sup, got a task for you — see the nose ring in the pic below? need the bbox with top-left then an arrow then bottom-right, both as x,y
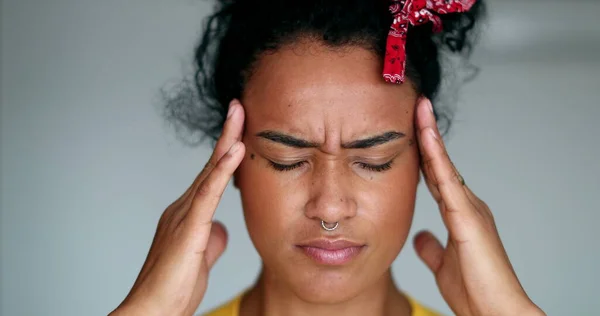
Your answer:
321,220 -> 339,231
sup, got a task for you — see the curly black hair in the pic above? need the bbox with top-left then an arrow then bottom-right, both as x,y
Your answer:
163,0 -> 486,146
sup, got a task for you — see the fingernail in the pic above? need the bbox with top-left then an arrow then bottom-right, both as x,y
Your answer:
227,101 -> 238,119
428,128 -> 438,140
427,99 -> 434,113
228,142 -> 241,154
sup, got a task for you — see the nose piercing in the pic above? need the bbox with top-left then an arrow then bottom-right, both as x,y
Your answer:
321,220 -> 339,231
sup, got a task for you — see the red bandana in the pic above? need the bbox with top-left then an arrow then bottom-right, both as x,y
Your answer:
383,0 -> 476,84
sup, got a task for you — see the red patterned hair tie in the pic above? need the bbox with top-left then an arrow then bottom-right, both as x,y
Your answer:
383,0 -> 476,84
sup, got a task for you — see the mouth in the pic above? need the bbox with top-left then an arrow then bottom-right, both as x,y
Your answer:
296,239 -> 366,265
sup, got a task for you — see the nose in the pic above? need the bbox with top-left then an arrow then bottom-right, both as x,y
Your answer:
303,163 -> 358,224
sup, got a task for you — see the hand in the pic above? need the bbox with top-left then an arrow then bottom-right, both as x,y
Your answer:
412,98 -> 545,316
110,100 -> 246,316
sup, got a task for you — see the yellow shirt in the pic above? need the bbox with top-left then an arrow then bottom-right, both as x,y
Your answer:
203,293 -> 442,316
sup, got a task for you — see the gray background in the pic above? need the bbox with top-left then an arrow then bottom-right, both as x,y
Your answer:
2,0 -> 599,315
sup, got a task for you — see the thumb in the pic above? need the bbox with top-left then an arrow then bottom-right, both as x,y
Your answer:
413,230 -> 444,274
205,221 -> 228,269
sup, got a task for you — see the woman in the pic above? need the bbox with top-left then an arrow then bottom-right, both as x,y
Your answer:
111,0 -> 546,315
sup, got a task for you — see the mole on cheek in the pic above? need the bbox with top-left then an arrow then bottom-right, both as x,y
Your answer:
250,153 -> 256,160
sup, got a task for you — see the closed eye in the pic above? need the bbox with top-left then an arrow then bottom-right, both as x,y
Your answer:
268,161 -> 306,171
268,160 -> 394,172
355,161 -> 393,172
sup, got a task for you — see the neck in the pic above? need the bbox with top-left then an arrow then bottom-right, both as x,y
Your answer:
240,267 -> 412,316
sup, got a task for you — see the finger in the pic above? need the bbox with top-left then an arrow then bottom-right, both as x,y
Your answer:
414,98 -> 441,202
415,99 -> 495,223
187,141 -> 246,240
421,126 -> 472,213
416,98 -> 456,181
414,99 -> 494,227
206,99 -> 246,171
204,221 -> 228,269
416,98 -> 471,212
415,98 -> 447,151
180,99 -> 246,203
166,100 -> 246,225
419,154 -> 443,203
413,231 -> 444,273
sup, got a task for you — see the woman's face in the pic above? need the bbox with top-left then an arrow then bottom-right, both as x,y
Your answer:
236,40 -> 421,303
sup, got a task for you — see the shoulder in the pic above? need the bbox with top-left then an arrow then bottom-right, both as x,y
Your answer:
202,294 -> 242,316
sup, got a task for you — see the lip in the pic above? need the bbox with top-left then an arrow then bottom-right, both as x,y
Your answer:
297,239 -> 366,265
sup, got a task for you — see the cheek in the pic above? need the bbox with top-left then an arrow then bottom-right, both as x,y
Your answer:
363,146 -> 420,247
236,152 -> 304,250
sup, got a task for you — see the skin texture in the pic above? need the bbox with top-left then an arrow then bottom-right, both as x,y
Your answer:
234,42 -> 419,315
110,40 -> 546,316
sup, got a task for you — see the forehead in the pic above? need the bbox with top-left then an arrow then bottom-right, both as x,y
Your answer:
241,41 -> 418,140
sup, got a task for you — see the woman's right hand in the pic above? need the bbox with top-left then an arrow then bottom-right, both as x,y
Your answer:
110,100 -> 246,316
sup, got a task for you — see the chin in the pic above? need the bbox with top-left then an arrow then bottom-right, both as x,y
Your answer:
282,262 -> 372,304
292,277 -> 364,304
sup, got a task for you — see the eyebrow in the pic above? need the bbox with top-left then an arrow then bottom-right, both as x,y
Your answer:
256,130 -> 406,149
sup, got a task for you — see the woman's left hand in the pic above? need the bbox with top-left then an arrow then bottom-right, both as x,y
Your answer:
413,98 -> 545,316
